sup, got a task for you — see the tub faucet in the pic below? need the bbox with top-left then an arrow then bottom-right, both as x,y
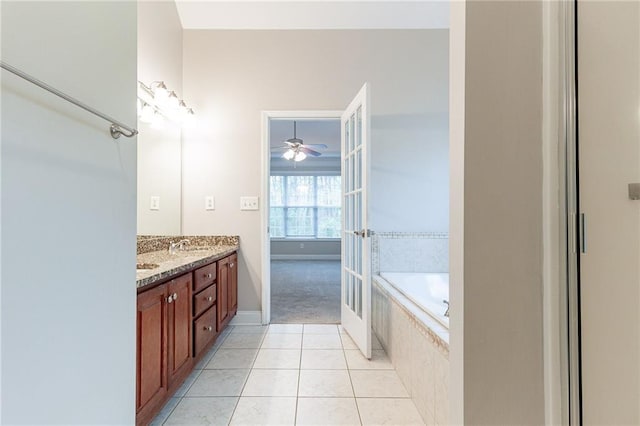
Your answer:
443,300 -> 450,318
169,239 -> 190,254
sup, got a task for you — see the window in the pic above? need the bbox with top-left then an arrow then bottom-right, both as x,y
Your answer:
270,175 -> 341,238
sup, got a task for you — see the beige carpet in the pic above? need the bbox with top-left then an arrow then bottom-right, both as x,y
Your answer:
270,260 -> 341,324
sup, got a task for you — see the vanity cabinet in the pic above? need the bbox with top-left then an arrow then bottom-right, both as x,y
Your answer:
167,275 -> 192,384
137,275 -> 192,424
229,253 -> 238,316
192,263 -> 218,358
217,253 -> 238,330
136,251 -> 238,426
136,285 -> 168,422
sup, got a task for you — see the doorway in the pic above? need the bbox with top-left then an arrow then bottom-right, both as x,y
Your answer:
260,111 -> 343,325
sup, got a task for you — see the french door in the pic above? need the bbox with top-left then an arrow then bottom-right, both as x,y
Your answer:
340,83 -> 371,359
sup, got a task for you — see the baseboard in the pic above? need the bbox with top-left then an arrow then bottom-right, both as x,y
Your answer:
271,254 -> 341,260
229,310 -> 262,325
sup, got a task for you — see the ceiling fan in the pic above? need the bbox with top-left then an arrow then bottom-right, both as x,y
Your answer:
275,121 -> 327,162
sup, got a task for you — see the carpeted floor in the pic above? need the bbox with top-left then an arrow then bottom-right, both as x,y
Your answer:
270,260 -> 341,324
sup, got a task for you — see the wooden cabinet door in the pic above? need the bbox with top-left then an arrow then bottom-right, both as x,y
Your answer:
217,256 -> 229,328
167,274 -> 192,384
229,253 -> 238,315
137,284 -> 168,413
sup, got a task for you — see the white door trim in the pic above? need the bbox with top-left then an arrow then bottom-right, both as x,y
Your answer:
260,110 -> 343,325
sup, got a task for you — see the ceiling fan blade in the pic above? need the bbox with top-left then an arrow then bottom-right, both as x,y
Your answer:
300,146 -> 322,157
300,143 -> 328,150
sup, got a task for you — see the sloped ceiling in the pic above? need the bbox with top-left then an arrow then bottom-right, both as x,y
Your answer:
174,1 -> 449,30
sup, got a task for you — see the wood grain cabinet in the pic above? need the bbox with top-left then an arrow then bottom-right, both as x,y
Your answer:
136,285 -> 168,422
136,251 -> 238,426
217,253 -> 238,330
192,263 -> 218,358
217,256 -> 230,328
229,253 -> 238,316
167,274 -> 192,384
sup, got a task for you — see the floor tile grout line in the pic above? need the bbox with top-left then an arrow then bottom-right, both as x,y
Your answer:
343,342 -> 365,426
226,329 -> 267,424
160,334 -> 227,424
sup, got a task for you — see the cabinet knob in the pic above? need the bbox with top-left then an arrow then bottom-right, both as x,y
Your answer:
167,295 -> 173,304
207,296 -> 213,302
205,273 -> 212,279
203,326 -> 213,332
230,263 -> 234,268
173,293 -> 178,300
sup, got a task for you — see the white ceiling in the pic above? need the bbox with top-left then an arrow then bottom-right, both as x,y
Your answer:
174,1 -> 449,30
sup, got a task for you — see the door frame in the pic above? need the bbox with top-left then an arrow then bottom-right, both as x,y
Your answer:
551,1 -> 579,424
260,110 -> 343,325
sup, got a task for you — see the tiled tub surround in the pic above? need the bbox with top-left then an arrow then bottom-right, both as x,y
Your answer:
372,232 -> 448,274
373,277 -> 449,425
371,232 -> 449,425
136,235 -> 239,289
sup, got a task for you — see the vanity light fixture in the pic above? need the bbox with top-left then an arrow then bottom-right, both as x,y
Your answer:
150,81 -> 168,101
166,90 -> 180,109
137,80 -> 195,127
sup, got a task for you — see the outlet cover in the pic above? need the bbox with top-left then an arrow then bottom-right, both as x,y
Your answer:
205,196 -> 215,210
240,196 -> 259,211
150,196 -> 160,211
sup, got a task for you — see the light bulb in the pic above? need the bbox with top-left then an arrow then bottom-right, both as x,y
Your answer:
294,151 -> 307,162
150,113 -> 165,129
182,108 -> 195,127
283,150 -> 295,160
139,104 -> 155,124
152,81 -> 168,101
178,101 -> 189,120
166,91 -> 180,109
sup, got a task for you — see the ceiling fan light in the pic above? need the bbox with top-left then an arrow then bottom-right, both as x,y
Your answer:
294,151 -> 307,162
283,150 -> 295,160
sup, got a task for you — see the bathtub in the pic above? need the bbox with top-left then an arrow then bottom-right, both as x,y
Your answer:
372,272 -> 450,424
379,272 -> 450,329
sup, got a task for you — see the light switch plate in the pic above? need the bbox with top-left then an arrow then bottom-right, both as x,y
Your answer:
205,196 -> 215,210
150,196 -> 160,211
240,196 -> 259,211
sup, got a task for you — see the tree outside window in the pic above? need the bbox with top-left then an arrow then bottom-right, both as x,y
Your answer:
270,175 -> 341,238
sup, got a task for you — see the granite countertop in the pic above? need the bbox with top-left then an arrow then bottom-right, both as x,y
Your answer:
136,244 -> 238,289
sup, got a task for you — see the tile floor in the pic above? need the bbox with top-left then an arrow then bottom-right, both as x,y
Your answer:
151,324 -> 425,425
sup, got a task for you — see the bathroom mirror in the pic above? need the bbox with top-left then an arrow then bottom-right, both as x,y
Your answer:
137,2 -> 184,236
136,119 -> 182,236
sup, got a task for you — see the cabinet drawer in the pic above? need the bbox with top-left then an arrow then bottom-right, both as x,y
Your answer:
193,306 -> 217,357
193,284 -> 216,318
193,263 -> 216,293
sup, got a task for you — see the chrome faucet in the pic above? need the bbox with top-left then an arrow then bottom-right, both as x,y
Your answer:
443,300 -> 450,318
169,239 -> 190,254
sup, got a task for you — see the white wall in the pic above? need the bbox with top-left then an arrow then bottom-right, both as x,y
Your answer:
1,2 -> 137,424
462,1 -> 545,424
182,30 -> 449,311
137,1 -> 183,235
271,239 -> 341,259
